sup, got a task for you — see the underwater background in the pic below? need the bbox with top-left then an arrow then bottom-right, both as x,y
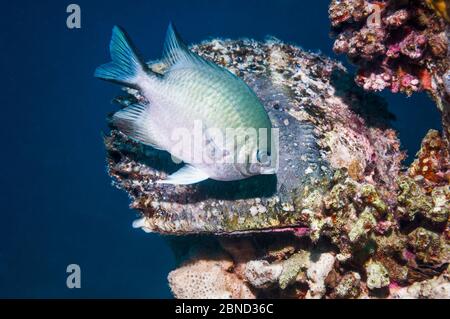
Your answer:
1,0 -> 442,298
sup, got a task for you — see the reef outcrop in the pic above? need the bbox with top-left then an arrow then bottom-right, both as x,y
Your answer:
104,37 -> 449,298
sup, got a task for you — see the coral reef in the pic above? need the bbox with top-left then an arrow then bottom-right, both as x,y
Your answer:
103,39 -> 449,298
329,0 -> 450,136
391,273 -> 450,298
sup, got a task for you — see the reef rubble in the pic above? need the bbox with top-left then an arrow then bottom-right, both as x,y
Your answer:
104,36 -> 449,298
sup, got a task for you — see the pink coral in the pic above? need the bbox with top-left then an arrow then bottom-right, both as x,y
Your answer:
384,8 -> 410,27
329,0 -> 449,101
399,29 -> 427,59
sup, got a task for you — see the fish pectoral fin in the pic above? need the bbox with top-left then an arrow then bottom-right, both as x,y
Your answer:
156,165 -> 209,185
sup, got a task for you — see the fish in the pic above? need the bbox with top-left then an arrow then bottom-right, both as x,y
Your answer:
95,24 -> 277,185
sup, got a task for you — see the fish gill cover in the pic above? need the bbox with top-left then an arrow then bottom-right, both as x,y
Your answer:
98,3 -> 449,299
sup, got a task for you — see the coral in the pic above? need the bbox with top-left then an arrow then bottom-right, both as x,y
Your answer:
329,0 -> 450,136
407,227 -> 448,264
329,0 -> 373,27
334,272 -> 362,298
278,251 -> 310,289
168,257 -> 255,299
159,131 -> 448,299
366,261 -> 391,290
348,207 -> 377,243
244,260 -> 283,289
380,255 -> 409,284
397,176 -> 434,221
305,252 -> 336,298
428,186 -> 450,223
408,129 -> 450,188
390,273 -> 450,298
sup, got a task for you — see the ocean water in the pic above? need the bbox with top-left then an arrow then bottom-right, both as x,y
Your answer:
1,0 -> 441,298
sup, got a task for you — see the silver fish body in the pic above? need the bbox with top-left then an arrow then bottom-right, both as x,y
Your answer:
95,24 -> 277,184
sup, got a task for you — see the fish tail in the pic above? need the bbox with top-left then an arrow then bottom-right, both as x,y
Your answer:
95,26 -> 149,88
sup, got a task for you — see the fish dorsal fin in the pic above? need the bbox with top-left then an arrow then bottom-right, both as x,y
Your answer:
162,23 -> 216,70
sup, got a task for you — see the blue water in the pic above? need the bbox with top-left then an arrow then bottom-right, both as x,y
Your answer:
1,1 -> 441,298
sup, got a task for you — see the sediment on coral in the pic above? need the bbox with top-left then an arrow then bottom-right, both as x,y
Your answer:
103,38 -> 449,298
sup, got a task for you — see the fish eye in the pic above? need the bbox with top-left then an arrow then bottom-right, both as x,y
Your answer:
256,150 -> 271,165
